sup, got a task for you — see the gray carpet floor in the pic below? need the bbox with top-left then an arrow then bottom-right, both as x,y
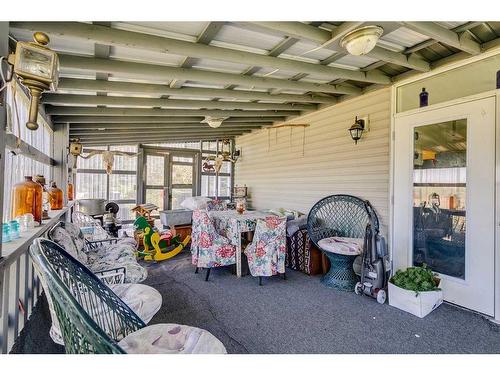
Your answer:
11,250 -> 500,353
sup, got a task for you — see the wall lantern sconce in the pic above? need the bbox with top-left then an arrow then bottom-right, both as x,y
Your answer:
348,116 -> 367,144
8,32 -> 59,130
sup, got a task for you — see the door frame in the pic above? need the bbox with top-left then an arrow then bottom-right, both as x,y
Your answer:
137,145 -> 201,211
390,89 -> 500,321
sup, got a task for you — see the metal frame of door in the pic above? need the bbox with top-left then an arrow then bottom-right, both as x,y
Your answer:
392,92 -> 497,317
137,145 -> 200,211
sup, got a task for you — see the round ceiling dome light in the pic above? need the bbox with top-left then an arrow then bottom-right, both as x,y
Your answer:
201,116 -> 228,128
340,25 -> 384,56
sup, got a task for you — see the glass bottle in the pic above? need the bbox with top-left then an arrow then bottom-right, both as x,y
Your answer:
34,175 -> 51,220
9,220 -> 20,240
11,176 -> 43,224
2,223 -> 11,243
419,87 -> 429,107
67,178 -> 74,201
49,181 -> 64,210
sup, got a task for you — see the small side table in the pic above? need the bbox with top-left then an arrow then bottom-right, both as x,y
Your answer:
317,237 -> 363,291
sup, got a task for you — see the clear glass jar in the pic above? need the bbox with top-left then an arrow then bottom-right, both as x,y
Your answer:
11,176 -> 43,224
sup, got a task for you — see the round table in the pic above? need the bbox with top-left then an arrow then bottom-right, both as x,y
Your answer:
317,237 -> 363,291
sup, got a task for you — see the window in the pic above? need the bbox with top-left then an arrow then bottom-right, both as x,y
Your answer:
75,145 -> 138,222
143,140 -> 234,200
2,84 -> 53,221
200,140 -> 233,199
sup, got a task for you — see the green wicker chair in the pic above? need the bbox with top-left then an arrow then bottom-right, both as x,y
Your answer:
307,194 -> 379,291
29,238 -> 227,354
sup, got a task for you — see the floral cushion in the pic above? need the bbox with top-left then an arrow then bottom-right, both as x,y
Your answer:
191,210 -> 236,268
49,221 -> 147,283
48,222 -> 88,264
317,237 -> 364,256
118,324 -> 227,354
245,216 -> 287,277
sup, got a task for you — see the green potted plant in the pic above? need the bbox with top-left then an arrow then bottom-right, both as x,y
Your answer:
388,265 -> 443,318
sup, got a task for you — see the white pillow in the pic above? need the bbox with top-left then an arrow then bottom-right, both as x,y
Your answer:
180,196 -> 211,210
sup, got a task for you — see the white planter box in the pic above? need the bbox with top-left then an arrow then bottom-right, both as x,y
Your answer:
388,280 -> 443,318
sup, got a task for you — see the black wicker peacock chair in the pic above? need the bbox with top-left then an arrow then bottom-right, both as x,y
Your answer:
307,194 -> 379,291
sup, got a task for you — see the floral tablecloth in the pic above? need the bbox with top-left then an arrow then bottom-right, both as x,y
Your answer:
208,210 -> 270,246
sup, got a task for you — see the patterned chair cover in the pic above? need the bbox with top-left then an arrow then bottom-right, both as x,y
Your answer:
245,216 -> 287,277
48,222 -> 147,284
29,239 -> 226,354
191,210 -> 236,268
72,211 -> 110,241
206,199 -> 226,211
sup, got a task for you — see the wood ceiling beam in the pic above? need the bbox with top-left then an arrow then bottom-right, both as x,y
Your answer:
70,129 -> 256,136
401,22 -> 481,55
53,115 -> 283,124
45,106 -> 296,117
170,22 -> 224,89
57,54 -> 363,95
42,93 -> 315,111
81,137 -> 235,146
10,21 -> 389,84
75,131 -> 249,141
69,123 -> 268,131
249,21 -> 430,72
404,22 -> 484,54
58,78 -> 337,104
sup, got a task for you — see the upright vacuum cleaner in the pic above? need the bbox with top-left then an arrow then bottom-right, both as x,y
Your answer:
354,205 -> 390,304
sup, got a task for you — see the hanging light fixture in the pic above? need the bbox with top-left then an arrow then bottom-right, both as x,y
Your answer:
348,116 -> 366,144
340,26 -> 384,56
8,32 -> 59,130
201,116 -> 228,128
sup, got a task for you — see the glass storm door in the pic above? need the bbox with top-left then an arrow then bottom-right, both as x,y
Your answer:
394,97 -> 495,315
168,152 -> 196,210
144,152 -> 168,211
143,149 -> 198,211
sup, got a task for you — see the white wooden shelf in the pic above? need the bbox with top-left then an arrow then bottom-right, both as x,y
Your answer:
1,201 -> 75,265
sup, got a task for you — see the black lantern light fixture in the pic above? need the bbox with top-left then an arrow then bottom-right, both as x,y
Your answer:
348,116 -> 366,144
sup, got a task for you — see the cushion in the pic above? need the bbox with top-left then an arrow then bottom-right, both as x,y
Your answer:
318,237 -> 364,256
49,283 -> 162,346
118,324 -> 227,354
181,196 -> 211,210
90,258 -> 148,284
109,284 -> 162,325
48,225 -> 88,264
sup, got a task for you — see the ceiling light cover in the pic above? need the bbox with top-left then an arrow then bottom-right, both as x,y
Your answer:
340,26 -> 384,56
202,116 -> 228,128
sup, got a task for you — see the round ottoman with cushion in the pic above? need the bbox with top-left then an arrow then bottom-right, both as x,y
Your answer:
317,237 -> 363,291
119,324 -> 227,354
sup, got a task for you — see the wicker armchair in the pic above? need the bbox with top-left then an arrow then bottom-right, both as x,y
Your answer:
48,221 -> 147,284
307,194 -> 379,290
30,239 -> 226,354
72,211 -> 111,241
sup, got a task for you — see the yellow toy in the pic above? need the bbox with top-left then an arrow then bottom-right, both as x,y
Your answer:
134,216 -> 190,262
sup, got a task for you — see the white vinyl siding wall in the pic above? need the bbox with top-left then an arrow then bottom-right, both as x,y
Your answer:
235,88 -> 391,236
